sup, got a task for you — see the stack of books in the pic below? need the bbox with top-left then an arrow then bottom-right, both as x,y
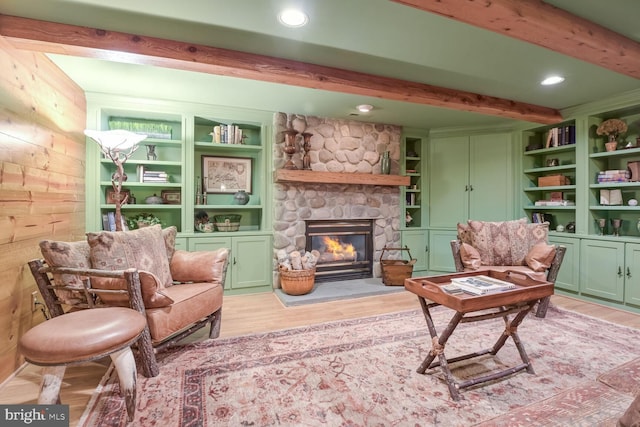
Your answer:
597,170 -> 628,183
448,275 -> 516,295
143,170 -> 169,183
211,125 -> 244,144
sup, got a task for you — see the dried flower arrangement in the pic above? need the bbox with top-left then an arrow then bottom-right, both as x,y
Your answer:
597,119 -> 628,141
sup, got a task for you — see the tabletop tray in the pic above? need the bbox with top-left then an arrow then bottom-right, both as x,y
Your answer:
404,269 -> 553,313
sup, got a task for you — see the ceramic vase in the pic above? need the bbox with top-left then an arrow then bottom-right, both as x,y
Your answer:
233,190 -> 250,205
381,151 -> 391,174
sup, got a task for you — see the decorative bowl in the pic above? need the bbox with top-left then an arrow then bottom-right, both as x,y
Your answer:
213,214 -> 241,232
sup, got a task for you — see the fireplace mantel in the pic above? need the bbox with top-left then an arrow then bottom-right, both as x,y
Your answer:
275,169 -> 410,187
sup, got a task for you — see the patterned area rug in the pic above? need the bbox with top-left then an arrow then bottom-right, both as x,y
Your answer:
79,306 -> 640,426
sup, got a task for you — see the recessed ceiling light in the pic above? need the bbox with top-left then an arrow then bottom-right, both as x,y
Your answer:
278,9 -> 308,27
541,75 -> 565,86
357,104 -> 373,113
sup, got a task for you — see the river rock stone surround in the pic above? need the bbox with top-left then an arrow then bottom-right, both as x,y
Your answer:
272,113 -> 404,287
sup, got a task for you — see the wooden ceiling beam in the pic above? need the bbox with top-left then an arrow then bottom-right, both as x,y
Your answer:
0,14 -> 562,124
392,0 -> 640,80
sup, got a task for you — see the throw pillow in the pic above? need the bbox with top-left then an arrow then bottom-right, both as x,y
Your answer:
39,240 -> 91,305
525,243 -> 557,272
87,224 -> 173,287
459,243 -> 481,270
466,218 -> 528,265
170,248 -> 229,285
162,226 -> 177,264
92,271 -> 174,308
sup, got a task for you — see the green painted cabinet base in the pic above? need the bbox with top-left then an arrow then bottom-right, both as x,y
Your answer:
427,230 -> 457,273
548,235 -> 579,292
187,234 -> 272,294
401,229 -> 428,273
579,239 -> 625,302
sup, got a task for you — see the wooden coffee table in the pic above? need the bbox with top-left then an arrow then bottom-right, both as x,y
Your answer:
404,269 -> 553,401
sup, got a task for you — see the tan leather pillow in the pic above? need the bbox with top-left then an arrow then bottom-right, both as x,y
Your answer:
92,271 -> 174,308
525,243 -> 557,272
170,248 -> 229,285
460,243 -> 482,270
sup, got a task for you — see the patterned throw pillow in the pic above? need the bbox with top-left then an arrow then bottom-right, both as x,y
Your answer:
87,224 -> 173,288
39,240 -> 91,304
162,226 -> 178,264
466,218 -> 547,266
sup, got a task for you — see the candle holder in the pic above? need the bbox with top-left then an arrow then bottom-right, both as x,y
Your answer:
301,132 -> 313,170
611,218 -> 623,236
282,129 -> 299,170
597,218 -> 607,235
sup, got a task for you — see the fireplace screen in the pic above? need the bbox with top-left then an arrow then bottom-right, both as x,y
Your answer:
305,219 -> 373,282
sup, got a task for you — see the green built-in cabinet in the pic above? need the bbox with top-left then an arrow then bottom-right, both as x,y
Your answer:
517,93 -> 640,313
85,93 -> 273,294
429,133 -> 513,228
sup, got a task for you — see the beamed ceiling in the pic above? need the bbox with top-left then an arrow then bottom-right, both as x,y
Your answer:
1,0 -> 639,129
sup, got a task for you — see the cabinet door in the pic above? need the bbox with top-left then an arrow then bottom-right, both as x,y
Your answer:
548,236 -> 579,292
429,136 -> 470,227
469,133 -> 512,221
231,235 -> 272,290
580,239 -> 625,302
624,243 -> 640,306
401,229 -> 428,273
428,230 -> 457,273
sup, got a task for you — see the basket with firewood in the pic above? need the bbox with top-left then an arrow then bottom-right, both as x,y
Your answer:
277,249 -> 319,295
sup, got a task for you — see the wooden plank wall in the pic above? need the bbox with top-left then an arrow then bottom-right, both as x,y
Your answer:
0,36 -> 86,382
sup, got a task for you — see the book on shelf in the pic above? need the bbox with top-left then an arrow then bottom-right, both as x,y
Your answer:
104,212 -> 129,231
450,275 -> 516,295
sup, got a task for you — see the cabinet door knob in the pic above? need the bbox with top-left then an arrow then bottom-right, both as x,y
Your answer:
469,185 -> 474,191
464,185 -> 469,191
618,266 -> 623,277
627,267 -> 632,278
233,257 -> 237,265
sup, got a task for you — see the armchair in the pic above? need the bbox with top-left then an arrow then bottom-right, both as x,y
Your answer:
28,225 -> 229,377
451,219 -> 566,318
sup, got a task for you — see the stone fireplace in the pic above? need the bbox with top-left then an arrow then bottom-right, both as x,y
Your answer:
272,113 -> 403,287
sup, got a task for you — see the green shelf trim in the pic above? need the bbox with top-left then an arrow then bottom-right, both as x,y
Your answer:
590,182 -> 640,189
405,156 -> 421,160
590,147 -> 640,158
101,204 -> 182,210
524,185 -> 576,191
589,205 -> 640,211
195,204 -> 263,209
523,206 -> 576,210
523,145 -> 576,156
405,189 -> 421,193
100,182 -> 182,187
194,142 -> 262,150
524,164 -> 576,174
101,159 -> 183,167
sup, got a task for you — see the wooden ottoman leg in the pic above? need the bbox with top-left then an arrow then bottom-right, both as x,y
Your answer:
38,365 -> 66,404
110,347 -> 137,422
535,296 -> 551,318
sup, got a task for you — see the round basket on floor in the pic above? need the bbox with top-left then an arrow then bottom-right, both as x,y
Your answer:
279,266 -> 316,296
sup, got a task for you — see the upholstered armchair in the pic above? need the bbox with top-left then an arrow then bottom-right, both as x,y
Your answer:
450,218 -> 566,318
28,225 -> 229,377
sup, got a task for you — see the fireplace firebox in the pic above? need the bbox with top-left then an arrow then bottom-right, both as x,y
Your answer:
305,219 -> 373,282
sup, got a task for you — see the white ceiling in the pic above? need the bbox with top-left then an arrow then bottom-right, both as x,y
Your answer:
2,0 -> 639,129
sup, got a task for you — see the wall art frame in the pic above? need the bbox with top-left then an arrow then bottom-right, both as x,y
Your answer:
202,155 -> 252,194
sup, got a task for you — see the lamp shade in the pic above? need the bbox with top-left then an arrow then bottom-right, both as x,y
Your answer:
84,129 -> 147,151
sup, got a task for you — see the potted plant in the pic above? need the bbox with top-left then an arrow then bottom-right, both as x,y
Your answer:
597,119 -> 627,151
127,212 -> 162,230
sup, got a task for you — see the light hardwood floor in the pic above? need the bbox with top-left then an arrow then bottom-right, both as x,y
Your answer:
1,292 -> 639,426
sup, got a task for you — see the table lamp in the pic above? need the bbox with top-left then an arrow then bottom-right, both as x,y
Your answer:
84,129 -> 147,231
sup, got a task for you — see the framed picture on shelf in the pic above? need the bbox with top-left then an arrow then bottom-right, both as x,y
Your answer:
106,189 -> 131,204
161,190 -> 181,204
202,155 -> 252,194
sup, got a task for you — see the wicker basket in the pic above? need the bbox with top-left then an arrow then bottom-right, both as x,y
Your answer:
279,266 -> 316,295
213,214 -> 241,232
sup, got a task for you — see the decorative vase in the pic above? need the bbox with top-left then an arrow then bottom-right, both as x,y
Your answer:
381,151 -> 391,174
282,129 -> 299,170
301,132 -> 313,170
605,141 -> 618,152
233,190 -> 250,205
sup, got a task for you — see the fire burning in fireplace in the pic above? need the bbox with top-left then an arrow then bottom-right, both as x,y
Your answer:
305,219 -> 373,282
319,236 -> 357,262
